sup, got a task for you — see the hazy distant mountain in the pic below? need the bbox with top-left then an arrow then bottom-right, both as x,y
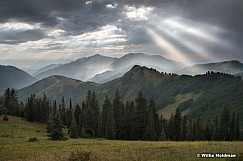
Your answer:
35,54 -> 117,81
178,60 -> 243,75
33,64 -> 63,76
18,75 -> 99,103
35,53 -> 185,83
0,65 -> 37,94
90,53 -> 185,83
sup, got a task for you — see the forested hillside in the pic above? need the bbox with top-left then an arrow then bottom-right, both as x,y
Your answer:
0,88 -> 241,141
16,65 -> 243,134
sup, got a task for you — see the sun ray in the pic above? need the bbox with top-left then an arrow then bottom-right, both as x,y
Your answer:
163,17 -> 232,48
151,22 -> 214,61
146,28 -> 190,62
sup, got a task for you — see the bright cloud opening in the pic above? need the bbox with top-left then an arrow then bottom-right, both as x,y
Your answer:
85,1 -> 92,5
124,6 -> 154,21
0,22 -> 41,31
106,3 -> 118,9
71,25 -> 127,46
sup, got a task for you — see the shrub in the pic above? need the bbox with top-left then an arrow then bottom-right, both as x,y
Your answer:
28,137 -> 39,142
3,115 -> 9,121
68,151 -> 92,161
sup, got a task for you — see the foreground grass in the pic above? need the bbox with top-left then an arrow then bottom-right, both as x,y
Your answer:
0,116 -> 242,161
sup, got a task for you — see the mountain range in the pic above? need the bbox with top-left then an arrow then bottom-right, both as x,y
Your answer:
1,53 -> 243,96
18,65 -> 243,123
34,53 -> 185,83
178,60 -> 243,75
0,65 -> 37,94
1,56 -> 243,129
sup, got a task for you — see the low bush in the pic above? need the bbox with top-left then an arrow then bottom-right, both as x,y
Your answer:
68,151 -> 92,161
28,137 -> 39,142
3,115 -> 9,121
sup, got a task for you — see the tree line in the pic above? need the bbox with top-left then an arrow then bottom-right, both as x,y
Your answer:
0,88 -> 241,141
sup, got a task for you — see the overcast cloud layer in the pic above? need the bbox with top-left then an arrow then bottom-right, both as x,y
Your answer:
0,0 -> 243,71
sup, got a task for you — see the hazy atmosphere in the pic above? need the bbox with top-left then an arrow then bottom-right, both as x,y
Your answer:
0,0 -> 243,72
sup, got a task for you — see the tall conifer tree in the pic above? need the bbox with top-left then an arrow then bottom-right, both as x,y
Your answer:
113,89 -> 123,140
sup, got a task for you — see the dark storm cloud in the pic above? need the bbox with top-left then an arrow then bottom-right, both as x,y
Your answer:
0,0 -> 86,26
0,0 -> 242,61
58,2 -> 122,35
0,0 -> 119,28
0,29 -> 45,44
0,0 -> 122,43
1,0 -> 242,34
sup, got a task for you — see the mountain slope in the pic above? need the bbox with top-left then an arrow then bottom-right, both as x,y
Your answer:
95,65 -> 243,125
18,75 -> 99,103
35,54 -> 117,81
178,60 -> 243,75
33,64 -> 63,76
90,53 -> 185,83
0,65 -> 37,94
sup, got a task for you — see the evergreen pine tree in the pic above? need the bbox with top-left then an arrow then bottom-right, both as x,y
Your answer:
4,88 -> 19,116
195,117 -> 204,141
49,112 -> 65,140
10,89 -> 19,116
187,119 -> 193,141
220,104 -> 231,141
4,88 -> 11,115
212,117 -> 220,141
230,113 -> 236,141
70,114 -> 79,139
122,101 -> 133,140
85,90 -> 94,136
204,119 -> 212,141
41,93 -> 49,122
105,105 -> 114,139
74,104 -> 81,133
66,98 -> 73,129
167,114 -> 174,140
25,95 -> 36,122
60,97 -> 67,126
113,89 -> 123,140
146,97 -> 157,141
130,91 -> 147,140
100,96 -> 111,138
47,102 -> 56,133
236,115 -> 240,141
79,101 -> 86,137
36,98 -> 42,122
182,116 -> 187,141
158,114 -> 167,141
173,108 -> 182,141
91,90 -> 100,137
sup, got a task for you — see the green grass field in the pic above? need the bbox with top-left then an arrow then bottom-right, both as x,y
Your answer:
0,116 -> 242,161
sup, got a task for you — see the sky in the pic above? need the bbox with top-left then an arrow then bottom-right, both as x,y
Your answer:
0,0 -> 243,73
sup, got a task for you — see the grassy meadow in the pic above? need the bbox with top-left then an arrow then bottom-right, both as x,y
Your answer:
0,116 -> 242,161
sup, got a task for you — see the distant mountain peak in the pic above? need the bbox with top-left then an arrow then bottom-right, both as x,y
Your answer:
178,59 -> 243,75
220,60 -> 242,64
0,65 -> 37,94
124,65 -> 164,81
